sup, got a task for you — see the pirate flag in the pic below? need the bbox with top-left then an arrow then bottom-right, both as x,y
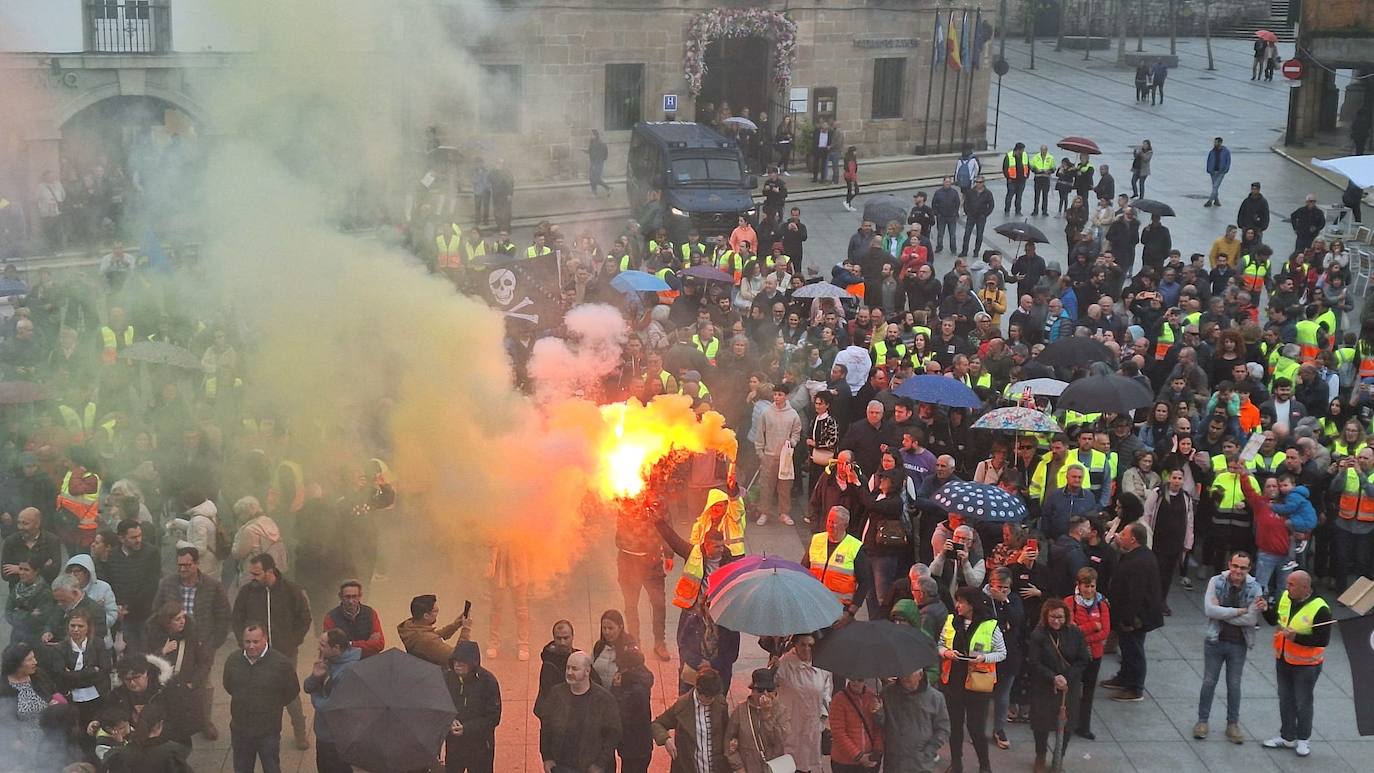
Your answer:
1339,611 -> 1374,735
468,253 -> 563,331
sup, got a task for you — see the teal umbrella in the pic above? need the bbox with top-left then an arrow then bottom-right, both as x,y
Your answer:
708,566 -> 842,636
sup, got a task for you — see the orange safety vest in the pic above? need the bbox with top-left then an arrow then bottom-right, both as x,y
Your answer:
1336,467 -> 1374,522
56,469 -> 101,540
1359,345 -> 1374,379
1272,592 -> 1329,666
808,533 -> 862,606
436,225 -> 463,269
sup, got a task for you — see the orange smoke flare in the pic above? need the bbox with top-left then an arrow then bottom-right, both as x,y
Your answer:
594,395 -> 737,500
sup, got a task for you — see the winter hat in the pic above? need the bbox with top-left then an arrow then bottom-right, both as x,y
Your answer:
749,668 -> 777,692
451,639 -> 481,666
1045,261 -> 1063,274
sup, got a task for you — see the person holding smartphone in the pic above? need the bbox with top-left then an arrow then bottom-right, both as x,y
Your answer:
937,587 -> 1006,773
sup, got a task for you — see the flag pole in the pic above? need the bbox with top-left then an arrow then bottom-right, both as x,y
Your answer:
935,10 -> 952,153
922,8 -> 940,154
950,9 -> 965,155
962,9 -> 979,149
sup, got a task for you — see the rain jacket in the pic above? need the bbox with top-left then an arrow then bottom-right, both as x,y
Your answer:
65,553 -> 118,637
1271,485 -> 1318,533
303,646 -> 361,742
446,640 -> 503,757
168,499 -> 223,579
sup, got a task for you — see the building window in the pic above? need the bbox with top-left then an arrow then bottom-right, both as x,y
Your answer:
871,58 -> 905,119
481,65 -> 523,133
604,64 -> 645,131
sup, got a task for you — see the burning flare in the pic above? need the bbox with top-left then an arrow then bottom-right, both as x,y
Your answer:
594,395 -> 737,500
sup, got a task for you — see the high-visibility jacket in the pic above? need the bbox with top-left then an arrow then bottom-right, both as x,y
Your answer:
1336,467 -> 1374,522
1315,308 -> 1337,346
525,245 -> 552,259
57,469 -> 101,536
1247,451 -> 1285,477
1210,471 -> 1252,530
1318,417 -> 1342,441
692,334 -> 719,364
1295,319 -> 1321,361
1029,152 -> 1055,174
1273,592 -> 1329,666
939,616 -> 998,686
716,250 -> 743,283
617,253 -> 635,272
1184,311 -> 1202,330
648,238 -> 675,258
1358,342 -> 1374,379
679,380 -> 711,400
58,402 -> 97,441
1003,151 -> 1030,181
960,371 -> 992,390
1271,356 -> 1299,389
1154,322 -> 1176,360
436,224 -> 463,269
1239,253 -> 1268,293
1332,439 -> 1369,460
1067,448 -> 1110,497
655,267 -> 679,303
1061,411 -> 1101,430
809,533 -> 863,607
1029,454 -> 1072,503
100,325 -> 135,364
672,489 -> 747,608
680,241 -> 707,268
269,460 -> 306,514
872,340 -> 907,365
463,239 -> 486,264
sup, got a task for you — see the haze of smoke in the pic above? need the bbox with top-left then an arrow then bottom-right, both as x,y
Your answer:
528,303 -> 628,402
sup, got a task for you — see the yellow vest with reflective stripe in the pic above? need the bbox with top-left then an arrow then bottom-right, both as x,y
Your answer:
1336,467 -> 1374,522
58,403 -> 97,439
100,326 -> 134,364
1068,448 -> 1109,494
809,533 -> 862,606
1211,471 -> 1251,527
873,340 -> 907,365
525,245 -> 552,259
680,241 -> 707,267
1273,592 -> 1329,665
1272,357 -> 1299,388
692,334 -> 719,363
1029,152 -> 1055,173
1295,319 -> 1321,359
939,616 -> 998,685
436,224 -> 463,268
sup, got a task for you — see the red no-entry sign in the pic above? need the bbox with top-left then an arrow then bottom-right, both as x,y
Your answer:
1282,59 -> 1305,80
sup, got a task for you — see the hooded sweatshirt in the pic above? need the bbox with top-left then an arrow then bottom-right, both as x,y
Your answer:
65,554 -> 118,641
231,514 -> 287,586
446,639 -> 503,751
1270,485 -> 1318,533
303,646 -> 361,741
168,499 -> 223,579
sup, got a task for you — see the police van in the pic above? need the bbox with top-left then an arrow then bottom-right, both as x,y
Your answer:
627,121 -> 758,243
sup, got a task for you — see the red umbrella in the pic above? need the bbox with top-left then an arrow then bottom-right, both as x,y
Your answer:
1057,136 -> 1101,155
1256,29 -> 1278,43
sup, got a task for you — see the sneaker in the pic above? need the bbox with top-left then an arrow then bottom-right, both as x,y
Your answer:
994,729 -> 1010,749
1076,728 -> 1096,740
1006,707 -> 1020,722
783,171 -> 791,176
1296,740 -> 1311,757
653,642 -> 672,662
1226,723 -> 1244,744
1100,677 -> 1126,690
1262,736 -> 1296,749
779,514 -> 795,526
1193,721 -> 1209,739
1111,690 -> 1144,702
1181,576 -> 1194,590
1204,201 -> 1214,208
517,645 -> 530,662
756,514 -> 769,526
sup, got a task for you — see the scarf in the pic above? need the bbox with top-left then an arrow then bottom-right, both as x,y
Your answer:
1072,592 -> 1103,610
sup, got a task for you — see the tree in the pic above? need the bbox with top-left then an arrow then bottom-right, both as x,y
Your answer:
1116,0 -> 1128,64
1084,0 -> 1094,61
1203,0 -> 1215,70
1137,0 -> 1145,51
1169,0 -> 1178,55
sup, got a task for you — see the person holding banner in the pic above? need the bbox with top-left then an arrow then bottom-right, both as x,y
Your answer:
1261,571 -> 1331,758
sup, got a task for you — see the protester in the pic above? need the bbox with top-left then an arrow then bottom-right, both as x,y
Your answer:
725,668 -> 791,773
880,668 -> 950,773
223,623 -> 301,773
444,639 -> 503,773
398,594 -> 472,668
1195,550 -> 1266,744
937,586 -> 1006,773
229,554 -> 312,749
775,634 -> 831,773
150,545 -> 231,740
1261,571 -> 1331,758
303,629 -> 362,773
651,665 -> 726,773
1102,522 -> 1163,702
321,579 -> 385,658
1025,598 -> 1089,771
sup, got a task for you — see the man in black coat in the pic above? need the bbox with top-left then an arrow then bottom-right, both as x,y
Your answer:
446,639 -> 503,773
960,177 -> 996,258
224,623 -> 301,772
1289,195 -> 1326,254
102,518 -> 161,654
1103,522 -> 1163,702
231,553 -> 313,748
779,207 -> 808,263
1106,208 -> 1141,269
1236,182 -> 1270,240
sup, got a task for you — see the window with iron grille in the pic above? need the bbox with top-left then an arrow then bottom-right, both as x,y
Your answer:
481,65 -> 523,133
604,64 -> 645,131
86,0 -> 166,53
871,57 -> 906,119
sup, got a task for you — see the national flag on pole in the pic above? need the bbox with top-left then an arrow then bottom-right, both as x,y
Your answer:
946,11 -> 963,71
961,11 -> 972,69
973,13 -> 992,69
932,13 -> 945,67
1339,611 -> 1374,735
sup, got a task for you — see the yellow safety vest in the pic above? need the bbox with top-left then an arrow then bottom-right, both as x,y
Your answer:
872,340 -> 907,365
1336,467 -> 1374,523
463,239 -> 486,263
1210,471 -> 1252,529
58,403 -> 97,440
960,371 -> 993,390
809,533 -> 863,606
1273,592 -> 1329,666
1067,448 -> 1110,496
679,380 -> 711,400
100,326 -> 135,364
1271,357 -> 1299,389
1315,308 -> 1336,346
1029,152 -> 1055,174
525,245 -> 552,259
1154,323 -> 1175,360
939,616 -> 998,686
436,224 -> 463,269
1029,454 -> 1073,503
1004,151 -> 1029,180
692,334 -> 719,364
1247,451 -> 1285,476
680,241 -> 707,268
57,470 -> 101,534
1295,319 -> 1321,361
1332,439 -> 1369,460
672,489 -> 747,608
1240,253 -> 1268,293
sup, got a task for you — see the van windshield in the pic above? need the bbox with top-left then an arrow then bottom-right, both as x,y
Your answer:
669,156 -> 742,185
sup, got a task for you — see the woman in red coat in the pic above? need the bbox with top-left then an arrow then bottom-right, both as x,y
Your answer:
1065,566 -> 1111,740
830,676 -> 883,773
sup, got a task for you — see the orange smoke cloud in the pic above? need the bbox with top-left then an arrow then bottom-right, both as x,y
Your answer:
590,396 -> 738,499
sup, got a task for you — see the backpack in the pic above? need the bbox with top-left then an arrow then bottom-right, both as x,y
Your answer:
211,517 -> 233,558
955,158 -> 976,189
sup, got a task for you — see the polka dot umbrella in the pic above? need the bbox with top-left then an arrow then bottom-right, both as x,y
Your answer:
931,480 -> 1028,524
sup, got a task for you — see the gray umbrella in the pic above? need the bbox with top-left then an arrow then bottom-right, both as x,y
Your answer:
118,340 -> 202,371
321,649 -> 457,772
862,195 -> 907,228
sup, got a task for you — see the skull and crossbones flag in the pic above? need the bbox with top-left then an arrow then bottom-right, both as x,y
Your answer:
468,253 -> 563,330
1339,611 -> 1374,735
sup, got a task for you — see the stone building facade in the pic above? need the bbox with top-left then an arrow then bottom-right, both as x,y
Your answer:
1004,0 -> 1269,38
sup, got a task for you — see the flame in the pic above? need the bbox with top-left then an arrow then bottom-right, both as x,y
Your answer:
594,395 -> 738,501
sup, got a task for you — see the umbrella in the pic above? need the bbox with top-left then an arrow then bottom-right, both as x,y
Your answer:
812,621 -> 939,679
681,264 -> 734,283
1008,378 -> 1069,397
722,116 -> 759,132
1256,29 -> 1278,43
791,281 -> 848,299
1057,374 -> 1153,414
0,382 -> 50,405
118,340 -> 202,371
1312,155 -> 1374,188
893,375 -> 982,409
931,480 -> 1029,523
1130,198 -> 1176,217
1057,136 -> 1101,155
320,648 -> 457,772
610,269 -> 670,293
993,221 -> 1050,244
971,406 -> 1062,434
706,555 -> 808,599
1035,337 -> 1114,368
862,195 -> 908,228
709,567 -> 843,636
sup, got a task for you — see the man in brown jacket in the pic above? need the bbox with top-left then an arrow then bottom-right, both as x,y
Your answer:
537,650 -> 622,773
396,594 -> 470,667
652,667 -> 731,773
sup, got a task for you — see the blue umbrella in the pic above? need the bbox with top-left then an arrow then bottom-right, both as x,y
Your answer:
932,481 -> 1028,523
709,566 -> 842,636
893,375 -> 982,409
610,270 -> 670,293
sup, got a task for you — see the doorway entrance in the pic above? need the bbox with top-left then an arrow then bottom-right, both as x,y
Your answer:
698,36 -> 775,122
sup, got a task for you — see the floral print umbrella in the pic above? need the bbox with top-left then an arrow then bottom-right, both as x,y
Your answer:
971,406 -> 1062,434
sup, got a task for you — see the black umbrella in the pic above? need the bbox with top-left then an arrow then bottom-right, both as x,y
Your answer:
1057,374 -> 1153,415
1131,198 -> 1176,217
1035,337 -> 1115,368
812,621 -> 939,679
320,649 -> 457,772
861,194 -> 907,228
993,221 -> 1050,244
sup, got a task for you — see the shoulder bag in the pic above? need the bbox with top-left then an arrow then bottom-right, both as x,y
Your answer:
745,703 -> 796,773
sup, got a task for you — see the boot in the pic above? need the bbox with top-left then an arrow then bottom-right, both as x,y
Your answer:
1033,753 -> 1047,773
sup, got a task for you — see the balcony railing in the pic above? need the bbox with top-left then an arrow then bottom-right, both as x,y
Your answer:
84,0 -> 171,54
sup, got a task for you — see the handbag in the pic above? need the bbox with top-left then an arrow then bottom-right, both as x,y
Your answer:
964,666 -> 996,693
875,519 -> 910,549
810,448 -> 835,466
745,702 -> 796,773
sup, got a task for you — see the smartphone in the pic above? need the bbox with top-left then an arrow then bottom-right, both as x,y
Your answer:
462,600 -> 472,619
1026,538 -> 1039,553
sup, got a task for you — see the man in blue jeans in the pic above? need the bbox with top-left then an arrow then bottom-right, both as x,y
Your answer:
1204,137 -> 1231,207
931,176 -> 961,253
224,624 -> 302,773
1194,550 -> 1267,744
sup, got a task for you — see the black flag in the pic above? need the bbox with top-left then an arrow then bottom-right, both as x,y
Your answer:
468,254 -> 563,331
1339,611 -> 1374,735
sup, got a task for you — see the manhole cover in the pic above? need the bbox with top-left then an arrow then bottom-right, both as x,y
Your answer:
1197,76 -> 1217,80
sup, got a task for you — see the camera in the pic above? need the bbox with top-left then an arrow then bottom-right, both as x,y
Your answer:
949,540 -> 965,554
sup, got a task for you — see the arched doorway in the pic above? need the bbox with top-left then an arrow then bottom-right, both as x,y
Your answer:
698,36 -> 776,123
61,95 -> 197,180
